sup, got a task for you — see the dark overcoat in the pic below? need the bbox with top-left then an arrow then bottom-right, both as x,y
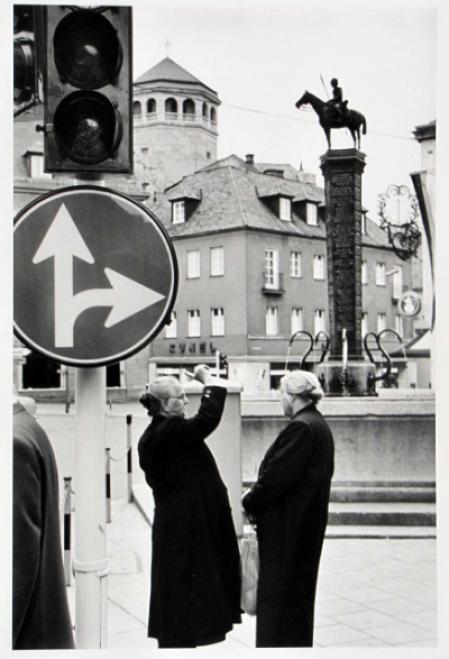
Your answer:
242,402 -> 334,647
138,385 -> 241,647
13,402 -> 75,650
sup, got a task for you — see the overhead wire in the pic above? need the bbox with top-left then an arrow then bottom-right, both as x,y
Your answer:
222,103 -> 414,141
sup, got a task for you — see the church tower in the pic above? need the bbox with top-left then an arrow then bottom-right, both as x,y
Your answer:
133,57 -> 220,193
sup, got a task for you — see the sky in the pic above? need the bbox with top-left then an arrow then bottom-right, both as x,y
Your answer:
131,0 -> 436,218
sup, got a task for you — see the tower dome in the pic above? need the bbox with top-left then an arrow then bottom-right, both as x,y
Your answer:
133,57 -> 220,193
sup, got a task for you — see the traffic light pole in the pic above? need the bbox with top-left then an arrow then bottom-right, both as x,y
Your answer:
72,174 -> 108,648
21,5 -> 133,647
74,366 -> 108,648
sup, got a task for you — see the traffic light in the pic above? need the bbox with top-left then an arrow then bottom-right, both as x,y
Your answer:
43,6 -> 132,173
14,5 -> 39,112
219,353 -> 228,373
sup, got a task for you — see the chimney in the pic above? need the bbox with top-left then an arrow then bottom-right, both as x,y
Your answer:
245,154 -> 254,165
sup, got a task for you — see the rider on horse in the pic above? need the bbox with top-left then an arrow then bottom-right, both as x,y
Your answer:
295,80 -> 366,149
326,78 -> 348,122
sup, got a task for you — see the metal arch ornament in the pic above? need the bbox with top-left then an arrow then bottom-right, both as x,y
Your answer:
378,184 -> 421,261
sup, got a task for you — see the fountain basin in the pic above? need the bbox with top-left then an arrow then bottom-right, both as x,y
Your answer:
316,361 -> 376,396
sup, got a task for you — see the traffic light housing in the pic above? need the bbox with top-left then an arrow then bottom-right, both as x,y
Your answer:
43,6 -> 132,173
14,5 -> 39,112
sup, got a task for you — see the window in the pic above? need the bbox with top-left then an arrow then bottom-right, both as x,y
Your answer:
165,97 -> 178,115
306,202 -> 318,226
314,309 -> 326,334
264,249 -> 279,288
394,313 -> 403,336
290,251 -> 302,278
392,266 -> 402,300
376,262 -> 386,286
361,312 -> 368,338
291,307 -> 303,335
187,250 -> 200,279
165,311 -> 177,338
279,197 -> 291,221
211,308 -> 225,336
361,261 -> 367,285
22,351 -> 62,389
266,307 -> 279,336
377,313 -> 386,333
106,363 -> 123,388
133,100 -> 142,116
361,213 -> 367,234
146,98 -> 156,114
313,254 -> 325,280
210,247 -> 224,276
28,154 -> 51,179
173,200 -> 185,224
187,309 -> 201,337
183,98 -> 195,118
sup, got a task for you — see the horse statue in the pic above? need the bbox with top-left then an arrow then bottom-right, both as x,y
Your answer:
295,91 -> 367,150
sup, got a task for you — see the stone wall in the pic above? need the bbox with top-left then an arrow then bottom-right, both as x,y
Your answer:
241,394 -> 435,486
35,392 -> 435,513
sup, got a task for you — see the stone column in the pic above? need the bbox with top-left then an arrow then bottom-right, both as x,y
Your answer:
320,148 -> 365,359
317,148 -> 375,395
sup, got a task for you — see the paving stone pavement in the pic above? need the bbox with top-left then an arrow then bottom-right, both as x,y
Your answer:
67,499 -> 438,650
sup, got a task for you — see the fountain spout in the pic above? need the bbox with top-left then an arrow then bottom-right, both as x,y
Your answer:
341,328 -> 350,395
284,330 -> 314,373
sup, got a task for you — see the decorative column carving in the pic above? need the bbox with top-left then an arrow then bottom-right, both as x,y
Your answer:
320,148 -> 366,361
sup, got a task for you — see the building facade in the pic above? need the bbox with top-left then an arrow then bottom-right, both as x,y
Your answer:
144,154 -> 414,392
13,56 -> 417,399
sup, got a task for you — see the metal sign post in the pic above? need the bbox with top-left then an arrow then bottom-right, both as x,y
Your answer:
73,366 -> 108,648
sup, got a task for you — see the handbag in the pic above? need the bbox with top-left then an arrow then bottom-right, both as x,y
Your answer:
239,535 -> 259,615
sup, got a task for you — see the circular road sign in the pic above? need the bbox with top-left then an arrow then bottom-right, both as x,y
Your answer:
398,290 -> 421,318
14,186 -> 178,366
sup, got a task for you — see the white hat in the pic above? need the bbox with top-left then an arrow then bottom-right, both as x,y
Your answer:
281,369 -> 323,401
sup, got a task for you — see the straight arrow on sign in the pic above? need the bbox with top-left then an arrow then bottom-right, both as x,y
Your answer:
32,203 -> 165,348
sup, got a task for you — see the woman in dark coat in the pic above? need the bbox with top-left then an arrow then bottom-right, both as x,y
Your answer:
13,400 -> 75,650
242,369 -> 334,647
138,365 -> 241,648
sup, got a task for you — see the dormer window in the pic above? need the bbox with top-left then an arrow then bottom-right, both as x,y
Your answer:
172,200 -> 185,224
25,151 -> 51,179
279,197 -> 291,221
306,202 -> 318,226
169,190 -> 201,223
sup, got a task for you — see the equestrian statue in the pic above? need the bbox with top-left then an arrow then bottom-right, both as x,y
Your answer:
295,78 -> 366,150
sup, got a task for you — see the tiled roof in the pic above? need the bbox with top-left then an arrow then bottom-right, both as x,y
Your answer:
255,162 -> 316,185
166,187 -> 202,202
197,154 -> 252,173
150,154 -> 392,250
135,57 -> 217,94
256,178 -> 322,203
362,218 -> 391,249
151,155 -> 325,239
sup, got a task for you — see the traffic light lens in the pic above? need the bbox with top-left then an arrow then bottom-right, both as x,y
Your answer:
53,10 -> 121,89
53,91 -> 122,164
